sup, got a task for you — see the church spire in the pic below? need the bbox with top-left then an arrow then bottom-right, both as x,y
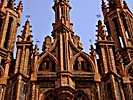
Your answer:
17,0 -> 23,15
53,0 -> 71,23
20,19 -> 32,42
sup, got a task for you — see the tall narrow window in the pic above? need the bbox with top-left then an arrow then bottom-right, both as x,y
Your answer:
106,24 -> 111,35
4,17 -> 13,49
131,84 -> 133,93
57,7 -> 59,21
74,60 -> 79,71
113,18 -> 124,48
0,18 -> 3,32
11,82 -> 17,100
122,18 -> 130,38
20,81 -> 26,100
119,37 -> 124,48
107,83 -> 113,100
61,6 -> 65,17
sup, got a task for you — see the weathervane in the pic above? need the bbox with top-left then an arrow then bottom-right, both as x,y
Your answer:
26,15 -> 31,20
36,39 -> 40,45
89,39 -> 92,44
96,14 -> 101,19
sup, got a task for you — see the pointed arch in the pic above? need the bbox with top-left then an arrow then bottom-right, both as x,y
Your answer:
42,89 -> 56,100
37,51 -> 58,72
70,51 -> 96,73
125,60 -> 133,76
73,90 -> 90,100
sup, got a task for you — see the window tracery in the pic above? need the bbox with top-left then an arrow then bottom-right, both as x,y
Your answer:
73,91 -> 89,100
73,56 -> 92,72
39,56 -> 56,72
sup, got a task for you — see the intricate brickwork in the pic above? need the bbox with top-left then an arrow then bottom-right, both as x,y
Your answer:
0,0 -> 133,100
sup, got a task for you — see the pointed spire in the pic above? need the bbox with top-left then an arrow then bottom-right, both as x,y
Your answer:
90,45 -> 95,55
18,19 -> 32,42
53,0 -> 71,23
123,1 -> 129,9
33,44 -> 39,56
96,20 -> 107,40
17,0 -> 23,14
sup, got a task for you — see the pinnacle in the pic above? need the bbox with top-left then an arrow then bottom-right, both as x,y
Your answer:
17,0 -> 23,12
20,20 -> 32,41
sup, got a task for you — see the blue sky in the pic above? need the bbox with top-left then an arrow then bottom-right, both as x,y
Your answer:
16,0 -> 133,52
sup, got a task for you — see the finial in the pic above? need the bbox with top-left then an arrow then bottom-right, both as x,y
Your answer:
96,14 -> 101,20
17,0 -> 23,13
34,41 -> 39,56
123,1 -> 129,9
26,15 -> 31,21
96,20 -> 107,40
18,19 -> 33,42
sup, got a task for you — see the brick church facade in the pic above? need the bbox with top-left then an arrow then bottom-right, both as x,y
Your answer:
0,0 -> 133,100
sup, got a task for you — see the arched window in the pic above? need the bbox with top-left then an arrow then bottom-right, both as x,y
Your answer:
74,91 -> 89,100
39,56 -> 56,72
73,56 -> 92,72
4,17 -> 13,49
113,18 -> 124,48
121,14 -> 131,39
11,82 -> 17,100
45,90 -> 56,100
106,83 -> 113,100
20,81 -> 26,100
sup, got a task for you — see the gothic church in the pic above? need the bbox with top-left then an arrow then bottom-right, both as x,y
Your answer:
0,0 -> 133,100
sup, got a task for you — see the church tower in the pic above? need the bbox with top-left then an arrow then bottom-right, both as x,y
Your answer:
0,0 -> 133,100
0,0 -> 22,99
96,0 -> 133,99
30,0 -> 100,99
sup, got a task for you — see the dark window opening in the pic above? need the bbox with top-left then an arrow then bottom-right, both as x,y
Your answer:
119,37 -> 124,48
113,18 -> 124,48
46,61 -> 49,70
1,59 -> 5,66
11,82 -> 17,100
81,61 -> 85,70
74,92 -> 88,100
0,67 -> 3,77
0,19 -> 3,32
131,84 -> 133,93
107,83 -> 113,100
74,60 -> 79,71
4,17 -> 13,49
39,58 -> 56,72
122,18 -> 130,38
57,7 -> 59,21
20,82 -> 26,100
52,62 -> 55,72
106,24 -> 111,35
61,6 -> 65,17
